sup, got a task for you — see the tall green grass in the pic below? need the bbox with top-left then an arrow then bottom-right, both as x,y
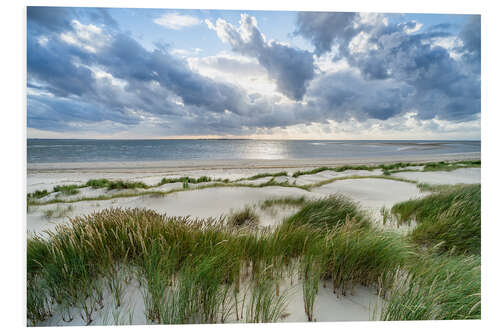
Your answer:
53,184 -> 80,196
227,206 -> 259,228
85,178 -> 148,190
285,195 -> 370,230
27,186 -> 480,325
160,176 -> 214,185
259,196 -> 308,210
27,189 -> 49,200
391,184 -> 480,254
380,254 -> 480,320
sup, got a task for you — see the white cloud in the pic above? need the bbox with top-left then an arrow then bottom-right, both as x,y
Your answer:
37,36 -> 49,46
403,20 -> 423,34
59,20 -> 110,53
313,53 -> 351,74
357,13 -> 388,28
154,13 -> 201,30
246,112 -> 480,140
187,52 -> 283,99
428,36 -> 464,59
349,31 -> 379,54
171,48 -> 203,57
86,66 -> 128,89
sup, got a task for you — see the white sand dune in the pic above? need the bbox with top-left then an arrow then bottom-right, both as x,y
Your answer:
26,156 -> 480,325
27,186 -> 319,235
391,167 -> 480,185
312,178 -> 424,211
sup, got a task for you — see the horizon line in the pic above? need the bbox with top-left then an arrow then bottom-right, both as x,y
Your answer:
26,137 -> 481,141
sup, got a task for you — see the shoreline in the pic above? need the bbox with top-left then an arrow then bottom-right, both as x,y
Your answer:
27,152 -> 481,173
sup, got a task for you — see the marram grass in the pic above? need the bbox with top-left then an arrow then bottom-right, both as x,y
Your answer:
27,189 -> 480,325
391,184 -> 480,254
380,254 -> 480,320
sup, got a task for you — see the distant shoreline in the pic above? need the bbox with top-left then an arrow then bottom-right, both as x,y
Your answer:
27,152 -> 481,173
27,138 -> 481,142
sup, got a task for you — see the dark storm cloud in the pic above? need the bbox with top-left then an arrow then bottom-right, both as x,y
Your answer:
294,12 -> 358,56
27,7 -> 118,33
27,31 -> 95,97
27,8 -> 257,131
207,14 -> 315,100
306,71 -> 413,121
27,94 -> 141,132
27,7 -> 480,137
294,11 -> 481,122
459,15 -> 481,69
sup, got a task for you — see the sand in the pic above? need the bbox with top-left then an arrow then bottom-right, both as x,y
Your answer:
391,167 -> 481,185
26,154 -> 480,325
28,186 -> 320,235
38,266 -> 380,326
312,178 -> 424,215
27,152 -> 480,173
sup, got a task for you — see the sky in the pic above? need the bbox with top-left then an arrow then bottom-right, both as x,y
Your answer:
26,7 -> 481,140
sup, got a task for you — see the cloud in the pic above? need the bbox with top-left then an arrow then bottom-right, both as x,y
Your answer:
459,15 -> 481,70
306,70 -> 413,122
26,7 -> 480,139
59,20 -> 111,53
154,12 -> 201,30
27,6 -> 117,33
206,14 -> 315,101
294,11 -> 481,122
294,12 -> 358,56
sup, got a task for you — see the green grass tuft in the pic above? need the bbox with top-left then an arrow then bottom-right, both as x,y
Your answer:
53,184 -> 80,196
391,184 -> 481,254
259,196 -> 308,210
43,205 -> 74,219
285,195 -> 370,230
380,254 -> 480,320
227,206 -> 259,228
27,189 -> 49,200
244,171 -> 288,181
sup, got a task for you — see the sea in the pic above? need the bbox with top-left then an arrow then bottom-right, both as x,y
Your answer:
26,139 -> 481,164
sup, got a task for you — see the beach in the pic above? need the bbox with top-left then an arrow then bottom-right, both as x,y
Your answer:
26,152 -> 481,325
27,153 -> 480,232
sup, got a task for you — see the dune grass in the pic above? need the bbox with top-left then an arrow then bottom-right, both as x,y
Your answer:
27,189 -> 49,200
43,205 -> 73,219
391,184 -> 480,254
291,160 -> 480,178
159,176 -> 225,185
380,254 -> 480,320
26,159 -> 480,207
422,160 -> 480,172
27,199 -> 413,326
242,171 -> 288,181
26,178 -> 481,325
53,185 -> 80,196
284,195 -> 371,230
292,165 -> 378,178
304,175 -> 418,190
259,196 -> 308,210
227,206 -> 259,228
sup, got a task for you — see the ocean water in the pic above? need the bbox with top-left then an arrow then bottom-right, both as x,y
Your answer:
27,139 -> 481,164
